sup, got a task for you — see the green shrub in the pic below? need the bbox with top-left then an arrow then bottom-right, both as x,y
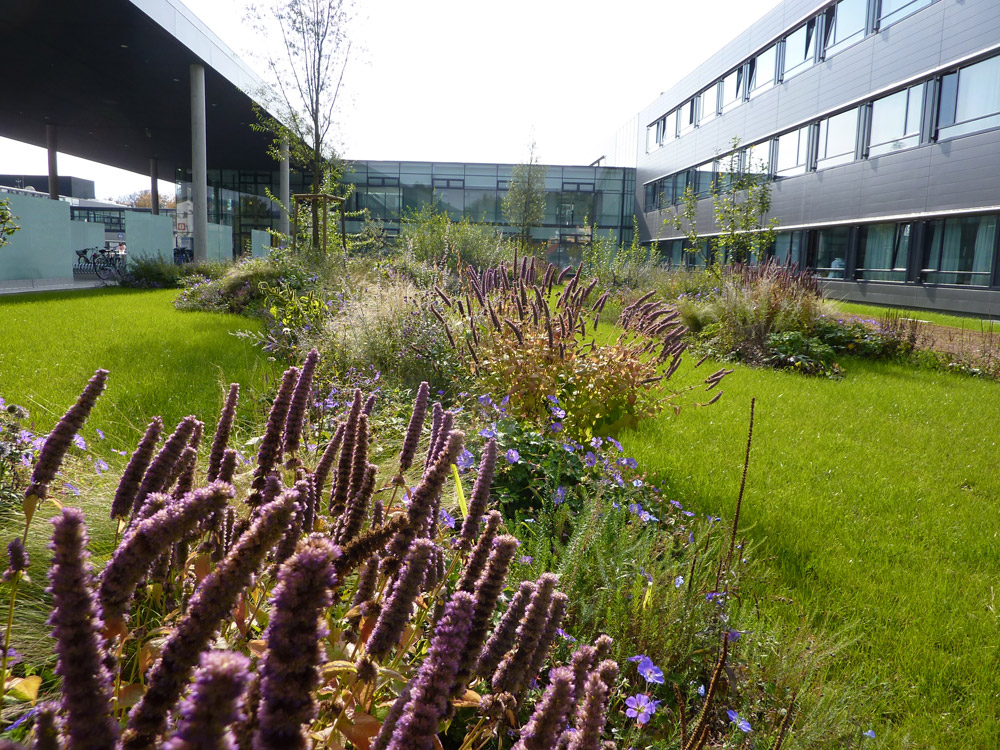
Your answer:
400,203 -> 516,271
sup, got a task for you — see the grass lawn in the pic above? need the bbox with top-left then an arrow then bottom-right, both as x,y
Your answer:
623,357 -> 1000,748
0,287 -> 282,448
829,299 -> 1000,330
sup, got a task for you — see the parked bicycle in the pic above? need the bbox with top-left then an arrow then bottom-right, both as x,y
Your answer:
74,245 -> 127,281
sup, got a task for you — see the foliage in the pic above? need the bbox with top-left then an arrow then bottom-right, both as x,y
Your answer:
0,198 -> 20,249
399,203 -> 512,272
0,399 -> 32,506
110,190 -> 176,210
502,141 -> 547,248
712,137 -> 779,263
765,329 -> 842,377
121,256 -> 228,290
582,217 -> 662,288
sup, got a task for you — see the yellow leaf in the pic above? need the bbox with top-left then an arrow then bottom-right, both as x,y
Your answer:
247,640 -> 267,657
451,464 -> 468,518
452,688 -> 482,708
117,682 -> 145,709
7,675 -> 41,704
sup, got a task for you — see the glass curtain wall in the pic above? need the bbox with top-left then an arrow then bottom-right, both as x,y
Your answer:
857,222 -> 910,280
923,215 -> 996,285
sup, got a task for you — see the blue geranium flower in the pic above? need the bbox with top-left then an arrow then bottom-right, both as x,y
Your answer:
505,449 -> 520,464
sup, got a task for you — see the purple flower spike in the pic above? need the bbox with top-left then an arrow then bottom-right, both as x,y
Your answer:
247,367 -> 298,507
491,573 -> 559,696
26,369 -> 108,504
130,415 -> 199,519
456,510 -> 502,593
385,592 -> 475,750
111,417 -> 163,519
398,382 -> 429,474
477,580 -> 535,679
282,348 -> 319,459
47,509 -> 118,750
164,651 -> 251,750
567,668 -> 615,750
458,440 -> 497,549
364,538 -> 435,663
121,495 -> 295,750
3,537 -> 28,581
207,383 -> 239,483
254,535 -> 339,750
512,666 -> 575,750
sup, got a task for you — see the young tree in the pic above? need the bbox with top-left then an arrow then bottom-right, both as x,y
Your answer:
111,190 -> 176,210
0,198 -> 19,250
247,0 -> 353,248
712,136 -> 778,263
502,142 -> 547,249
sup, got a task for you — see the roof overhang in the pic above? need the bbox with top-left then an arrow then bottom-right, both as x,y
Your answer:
0,0 -> 280,178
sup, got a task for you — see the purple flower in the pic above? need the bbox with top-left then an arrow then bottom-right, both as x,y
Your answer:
551,406 -> 566,419
478,394 -> 493,407
627,654 -> 646,663
639,511 -> 658,523
607,437 -> 623,452
96,429 -> 105,440
727,709 -> 752,733
697,683 -> 705,696
549,422 -> 563,433
726,629 -> 742,642
556,628 -> 576,643
18,429 -> 33,443
63,483 -> 80,496
546,395 -> 560,404
636,656 -> 664,685
456,448 -> 475,472
94,458 -> 109,475
705,592 -> 725,602
519,555 -> 533,565
72,434 -> 87,451
625,693 -> 658,725
589,437 -> 602,449
864,729 -> 876,739
553,486 -> 566,505
506,449 -> 520,464
479,424 -> 498,439
584,452 -> 597,467
674,575 -> 684,588
439,508 -> 456,529
562,443 -> 575,453
632,479 -> 643,487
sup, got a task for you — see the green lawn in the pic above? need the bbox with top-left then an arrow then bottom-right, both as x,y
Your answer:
0,287 -> 281,448
624,357 -> 1000,748
830,299 -> 1000,330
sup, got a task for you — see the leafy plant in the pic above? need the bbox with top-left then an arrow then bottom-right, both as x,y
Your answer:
0,198 -> 20,249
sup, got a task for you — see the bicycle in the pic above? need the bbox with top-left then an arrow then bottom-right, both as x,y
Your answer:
74,246 -> 127,281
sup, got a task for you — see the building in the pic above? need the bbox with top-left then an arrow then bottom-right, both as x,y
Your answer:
623,0 -> 1000,314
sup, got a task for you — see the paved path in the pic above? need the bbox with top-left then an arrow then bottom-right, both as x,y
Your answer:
0,279 -> 110,296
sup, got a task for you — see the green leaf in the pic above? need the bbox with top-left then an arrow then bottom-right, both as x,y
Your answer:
451,464 -> 468,518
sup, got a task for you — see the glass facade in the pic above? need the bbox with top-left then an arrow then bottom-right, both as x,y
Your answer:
816,107 -> 859,169
869,84 -> 923,157
923,215 -> 996,286
813,227 -> 850,278
824,0 -> 867,56
783,20 -> 817,80
775,127 -> 810,176
857,222 -> 910,280
938,55 -> 1000,141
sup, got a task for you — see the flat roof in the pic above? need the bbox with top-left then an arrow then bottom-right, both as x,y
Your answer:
0,0 -> 277,178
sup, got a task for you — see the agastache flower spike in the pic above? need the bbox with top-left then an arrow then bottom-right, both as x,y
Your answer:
281,348 -> 319,461
217,448 -> 238,485
477,579 -> 535,678
430,411 -> 455,466
3,537 -> 28,581
381,431 -> 464,576
593,634 -> 613,662
111,417 -> 163,519
511,667 -> 575,750
456,510 -> 502,592
569,646 -> 597,702
370,681 -> 413,750
492,573 -> 559,695
458,439 -> 497,548
163,650 -> 251,750
170,446 -> 199,501
329,390 -> 362,516
121,495 -> 295,750
397,382 -> 429,474
453,534 -> 519,698
424,402 -> 443,471
300,473 -> 318,534
131,416 -> 198,519
100,483 -> 234,629
352,554 -> 379,610
337,463 -> 376,545
334,516 -> 406,578
384,592 -> 475,750
347,414 -> 370,503
363,392 -> 377,416
363,538 -> 434,663
313,421 -> 345,502
26,369 -> 108,504
596,659 -> 619,693
35,704 -> 59,750
521,592 -> 569,698
206,383 -> 239,483
254,535 -> 339,750
566,668 -> 615,750
47,508 -> 118,750
247,367 -> 298,507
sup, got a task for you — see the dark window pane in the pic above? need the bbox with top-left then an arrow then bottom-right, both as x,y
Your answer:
815,227 -> 850,278
923,215 -> 996,285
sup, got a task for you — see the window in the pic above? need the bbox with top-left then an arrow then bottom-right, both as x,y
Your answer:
878,0 -> 932,29
743,140 -> 772,177
783,19 -> 816,80
721,67 -> 745,111
747,45 -> 777,98
823,0 -> 867,56
693,162 -> 714,198
775,127 -> 810,177
923,215 -> 996,285
814,227 -> 850,278
773,231 -> 806,266
938,56 -> 1000,141
679,99 -> 697,134
869,83 -> 924,157
817,108 -> 859,169
858,223 -> 910,281
646,123 -> 658,153
700,83 -> 719,124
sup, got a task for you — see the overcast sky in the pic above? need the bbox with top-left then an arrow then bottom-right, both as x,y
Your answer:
0,0 -> 779,199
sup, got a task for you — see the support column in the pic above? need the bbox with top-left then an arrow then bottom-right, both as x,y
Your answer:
46,124 -> 59,200
279,140 -> 291,243
190,63 -> 209,262
150,158 -> 160,216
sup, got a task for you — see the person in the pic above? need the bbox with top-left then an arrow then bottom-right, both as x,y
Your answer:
117,241 -> 127,255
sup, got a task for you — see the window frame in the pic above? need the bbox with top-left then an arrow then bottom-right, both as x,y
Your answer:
774,126 -> 811,177
816,107 -> 860,170
936,55 -> 1000,142
823,0 -> 868,58
877,0 -> 934,31
783,18 -> 817,81
868,83 -> 925,158
746,45 -> 778,99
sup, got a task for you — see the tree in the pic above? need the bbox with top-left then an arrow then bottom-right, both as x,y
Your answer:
0,198 -> 19,250
670,136 -> 778,264
502,142 -> 547,249
111,190 -> 176,210
247,0 -> 353,249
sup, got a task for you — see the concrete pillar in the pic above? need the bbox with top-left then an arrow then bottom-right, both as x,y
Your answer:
279,139 -> 290,242
150,158 -> 160,216
190,63 -> 208,262
46,124 -> 59,200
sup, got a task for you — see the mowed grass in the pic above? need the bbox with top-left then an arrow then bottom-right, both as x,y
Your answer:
623,357 -> 1000,748
0,287 -> 282,448
830,299 -> 1000,330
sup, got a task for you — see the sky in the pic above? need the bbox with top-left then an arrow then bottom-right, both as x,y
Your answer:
0,0 -> 780,199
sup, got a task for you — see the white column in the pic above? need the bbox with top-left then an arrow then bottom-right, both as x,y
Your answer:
190,63 -> 209,262
279,139 -> 291,243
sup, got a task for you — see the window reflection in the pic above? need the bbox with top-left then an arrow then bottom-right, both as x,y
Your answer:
817,108 -> 858,169
869,84 -> 923,157
783,20 -> 816,80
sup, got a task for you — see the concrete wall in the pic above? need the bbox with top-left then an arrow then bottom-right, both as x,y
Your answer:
127,212 -> 175,261
0,192 -> 74,282
69,220 -> 106,254
207,222 -> 233,262
250,228 -> 270,258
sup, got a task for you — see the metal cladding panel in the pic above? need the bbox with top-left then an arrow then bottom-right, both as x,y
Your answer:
925,130 -> 1000,211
